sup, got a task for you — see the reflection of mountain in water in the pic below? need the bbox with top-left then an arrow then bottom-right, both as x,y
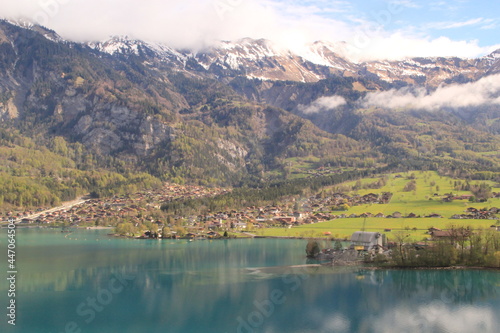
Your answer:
5,229 -> 500,333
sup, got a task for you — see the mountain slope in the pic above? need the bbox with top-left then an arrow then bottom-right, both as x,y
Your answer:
0,20 -> 360,188
1,20 -> 500,210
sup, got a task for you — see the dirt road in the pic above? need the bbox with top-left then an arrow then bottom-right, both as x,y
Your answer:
7,196 -> 91,224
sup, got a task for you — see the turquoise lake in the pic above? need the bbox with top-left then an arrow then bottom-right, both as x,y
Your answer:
1,229 -> 499,333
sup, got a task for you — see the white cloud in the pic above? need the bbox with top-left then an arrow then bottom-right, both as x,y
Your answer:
372,303 -> 496,333
481,23 -> 499,30
343,30 -> 500,61
0,0 -> 497,61
429,0 -> 463,13
321,314 -> 351,332
0,0 -> 354,50
427,18 -> 489,30
299,96 -> 347,114
391,0 -> 421,9
362,73 -> 500,110
479,18 -> 500,31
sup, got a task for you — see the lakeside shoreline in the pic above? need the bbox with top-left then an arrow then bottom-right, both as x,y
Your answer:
108,232 -> 348,241
3,228 -> 499,271
359,265 -> 500,271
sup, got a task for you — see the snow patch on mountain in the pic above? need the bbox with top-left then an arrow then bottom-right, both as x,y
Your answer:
88,36 -> 138,55
88,36 -> 191,67
5,18 -> 64,43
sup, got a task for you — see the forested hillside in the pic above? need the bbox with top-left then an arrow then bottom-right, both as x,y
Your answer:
0,20 -> 500,209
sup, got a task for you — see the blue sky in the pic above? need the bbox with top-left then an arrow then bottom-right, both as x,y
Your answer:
0,0 -> 498,60
263,0 -> 500,59
297,0 -> 499,47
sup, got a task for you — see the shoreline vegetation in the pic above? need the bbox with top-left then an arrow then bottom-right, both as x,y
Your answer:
306,228 -> 500,269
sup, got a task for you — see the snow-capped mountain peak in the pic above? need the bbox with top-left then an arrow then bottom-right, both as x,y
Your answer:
483,48 -> 500,74
4,18 -> 64,43
89,36 -> 144,55
88,36 -> 189,66
482,48 -> 500,63
86,35 -> 500,86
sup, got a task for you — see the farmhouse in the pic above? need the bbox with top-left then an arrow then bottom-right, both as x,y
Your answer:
430,229 -> 472,240
350,231 -> 386,251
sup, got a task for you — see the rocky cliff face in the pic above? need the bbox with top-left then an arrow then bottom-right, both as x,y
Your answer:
71,103 -> 175,157
0,22 -> 184,160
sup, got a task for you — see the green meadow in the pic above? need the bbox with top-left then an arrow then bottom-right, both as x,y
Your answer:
260,171 -> 500,241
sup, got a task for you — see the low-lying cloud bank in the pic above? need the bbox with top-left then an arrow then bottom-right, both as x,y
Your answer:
298,96 -> 347,114
362,74 -> 500,110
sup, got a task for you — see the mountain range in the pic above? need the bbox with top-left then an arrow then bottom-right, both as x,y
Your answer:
0,19 -> 499,207
90,34 -> 500,86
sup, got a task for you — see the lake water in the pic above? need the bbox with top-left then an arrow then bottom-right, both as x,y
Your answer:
1,229 -> 499,333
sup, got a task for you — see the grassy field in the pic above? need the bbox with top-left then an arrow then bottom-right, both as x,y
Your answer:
256,218 -> 494,241
260,171 -> 500,241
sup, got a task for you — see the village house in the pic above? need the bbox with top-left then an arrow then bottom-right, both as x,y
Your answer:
350,231 -> 386,251
430,228 -> 472,240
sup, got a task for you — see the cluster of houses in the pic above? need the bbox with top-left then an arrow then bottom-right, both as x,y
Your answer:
1,184 -> 229,225
126,192 -> 400,232
3,182 -> 500,239
304,167 -> 344,177
325,192 -> 393,209
441,194 -> 474,202
1,210 -> 39,222
141,229 -> 223,240
427,225 -> 500,238
334,211 -> 443,219
442,192 -> 500,201
451,207 -> 500,220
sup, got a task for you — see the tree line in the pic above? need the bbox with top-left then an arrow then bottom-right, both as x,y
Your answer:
388,227 -> 500,268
